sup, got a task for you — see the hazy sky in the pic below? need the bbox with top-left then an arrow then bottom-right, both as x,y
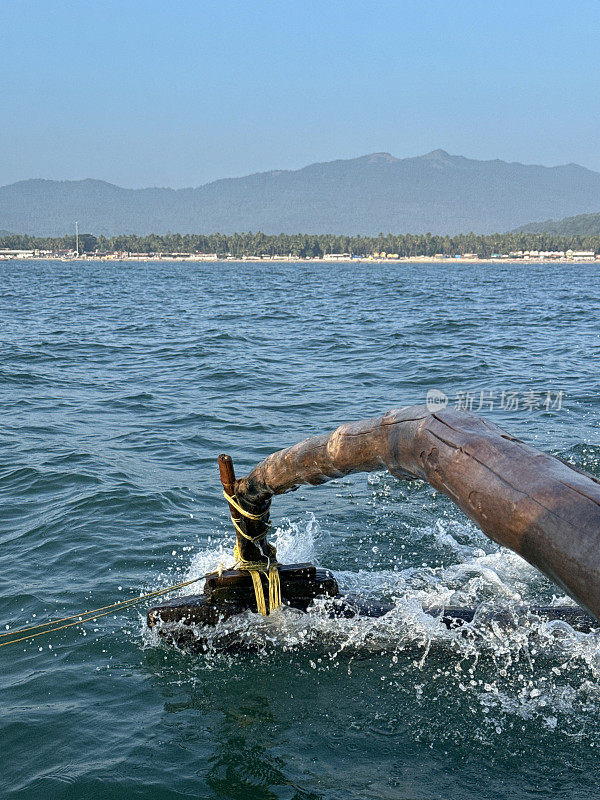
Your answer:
2,0 -> 600,188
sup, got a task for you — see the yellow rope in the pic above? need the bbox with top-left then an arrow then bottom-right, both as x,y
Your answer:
222,490 -> 266,521
249,571 -> 268,615
2,486 -> 280,647
223,490 -> 271,543
232,542 -> 282,616
230,514 -> 271,543
0,580 -> 195,639
0,576 -> 202,649
223,490 -> 281,616
268,564 -> 282,611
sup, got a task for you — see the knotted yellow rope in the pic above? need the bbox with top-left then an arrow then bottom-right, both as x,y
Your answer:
222,490 -> 265,521
232,541 -> 281,616
224,490 -> 282,616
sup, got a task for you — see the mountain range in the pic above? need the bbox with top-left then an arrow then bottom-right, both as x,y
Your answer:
2,150 -> 600,236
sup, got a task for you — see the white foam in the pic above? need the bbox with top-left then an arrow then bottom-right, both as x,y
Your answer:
142,512 -> 600,738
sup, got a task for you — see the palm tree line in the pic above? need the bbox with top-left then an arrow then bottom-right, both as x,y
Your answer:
2,230 -> 599,258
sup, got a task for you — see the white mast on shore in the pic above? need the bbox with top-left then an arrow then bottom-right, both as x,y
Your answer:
75,220 -> 79,257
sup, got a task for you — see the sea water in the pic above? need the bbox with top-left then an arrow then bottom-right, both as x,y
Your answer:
1,259 -> 599,799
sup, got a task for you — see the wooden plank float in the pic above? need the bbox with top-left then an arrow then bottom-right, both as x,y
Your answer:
147,563 -> 337,625
147,406 -> 600,644
148,595 -> 596,652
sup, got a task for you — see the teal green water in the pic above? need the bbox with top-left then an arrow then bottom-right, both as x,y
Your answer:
1,259 -> 599,799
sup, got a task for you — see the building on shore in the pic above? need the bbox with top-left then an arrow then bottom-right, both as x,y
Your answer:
0,248 -> 36,259
566,250 -> 595,261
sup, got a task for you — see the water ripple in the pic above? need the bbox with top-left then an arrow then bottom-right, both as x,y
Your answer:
1,259 -> 599,800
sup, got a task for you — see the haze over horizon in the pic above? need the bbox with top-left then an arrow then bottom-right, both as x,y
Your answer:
3,149 -> 600,237
4,148 -> 599,192
2,0 -> 600,189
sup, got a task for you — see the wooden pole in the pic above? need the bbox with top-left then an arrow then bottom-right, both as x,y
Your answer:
234,406 -> 600,621
218,453 -> 272,563
218,454 -> 244,559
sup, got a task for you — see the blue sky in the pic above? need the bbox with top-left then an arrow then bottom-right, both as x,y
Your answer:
2,0 -> 599,187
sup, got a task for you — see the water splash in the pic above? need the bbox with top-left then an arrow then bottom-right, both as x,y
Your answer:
141,506 -> 600,746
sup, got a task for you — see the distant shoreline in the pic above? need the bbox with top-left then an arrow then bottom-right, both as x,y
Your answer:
1,255 -> 598,265
3,231 -> 599,264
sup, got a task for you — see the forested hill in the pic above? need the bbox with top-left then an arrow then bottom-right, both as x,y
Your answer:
516,211 -> 600,235
2,150 -> 600,236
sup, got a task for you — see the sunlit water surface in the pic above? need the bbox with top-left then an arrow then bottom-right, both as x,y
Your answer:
1,259 -> 599,799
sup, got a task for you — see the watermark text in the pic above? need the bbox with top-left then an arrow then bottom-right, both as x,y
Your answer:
426,388 -> 564,413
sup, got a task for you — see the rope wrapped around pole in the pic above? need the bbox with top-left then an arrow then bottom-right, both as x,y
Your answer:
218,453 -> 281,615
234,405 -> 600,622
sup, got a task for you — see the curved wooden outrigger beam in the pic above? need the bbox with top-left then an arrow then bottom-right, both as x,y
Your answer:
234,406 -> 600,621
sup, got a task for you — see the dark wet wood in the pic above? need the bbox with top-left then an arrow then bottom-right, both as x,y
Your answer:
147,593 -> 598,646
147,564 -> 339,626
217,454 -> 238,526
147,594 -> 236,628
218,453 -> 272,563
204,563 -> 338,608
235,406 -> 600,621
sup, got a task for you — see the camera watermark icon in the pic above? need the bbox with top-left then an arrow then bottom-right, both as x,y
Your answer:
426,388 -> 564,413
426,389 -> 449,411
